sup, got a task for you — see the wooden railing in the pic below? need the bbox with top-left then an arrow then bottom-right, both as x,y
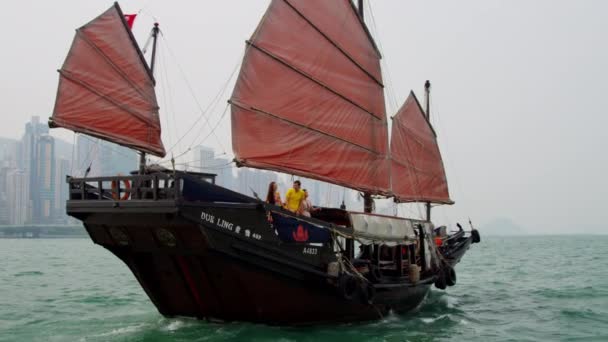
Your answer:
68,173 -> 183,201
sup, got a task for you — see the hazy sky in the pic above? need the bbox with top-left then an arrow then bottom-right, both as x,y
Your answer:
0,1 -> 606,234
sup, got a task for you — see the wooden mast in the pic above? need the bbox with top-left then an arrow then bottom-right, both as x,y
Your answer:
357,0 -> 374,214
424,80 -> 431,221
139,22 -> 160,174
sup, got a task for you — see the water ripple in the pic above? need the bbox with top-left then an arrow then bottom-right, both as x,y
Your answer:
1,236 -> 607,342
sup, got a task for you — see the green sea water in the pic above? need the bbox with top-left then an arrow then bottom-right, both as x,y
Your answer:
1,236 -> 607,341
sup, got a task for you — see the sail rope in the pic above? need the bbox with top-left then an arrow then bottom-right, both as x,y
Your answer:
366,1 -> 400,115
77,137 -> 100,177
158,32 -> 237,158
74,135 -> 141,177
367,1 -> 426,219
156,40 -> 180,160
70,133 -> 77,175
169,160 -> 234,170
189,103 -> 231,151
429,96 -> 470,223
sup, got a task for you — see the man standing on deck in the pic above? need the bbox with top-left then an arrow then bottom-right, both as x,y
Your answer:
284,180 -> 305,213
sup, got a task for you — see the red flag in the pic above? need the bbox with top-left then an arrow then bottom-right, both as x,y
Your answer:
124,14 -> 137,29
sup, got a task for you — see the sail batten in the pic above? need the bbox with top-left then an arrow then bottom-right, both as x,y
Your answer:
51,3 -> 165,157
390,92 -> 453,204
75,29 -> 155,102
58,70 -> 158,126
281,0 -> 383,87
245,41 -> 382,121
230,100 -> 383,156
230,0 -> 390,194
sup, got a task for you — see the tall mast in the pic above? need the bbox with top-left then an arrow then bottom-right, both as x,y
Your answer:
357,0 -> 364,19
139,22 -> 160,174
424,80 -> 431,220
424,80 -> 431,120
357,0 -> 374,213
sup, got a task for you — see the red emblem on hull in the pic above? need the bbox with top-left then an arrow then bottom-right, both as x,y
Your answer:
292,224 -> 309,242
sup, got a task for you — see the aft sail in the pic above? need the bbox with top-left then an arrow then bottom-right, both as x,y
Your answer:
230,0 -> 390,195
50,3 -> 166,157
390,92 -> 452,204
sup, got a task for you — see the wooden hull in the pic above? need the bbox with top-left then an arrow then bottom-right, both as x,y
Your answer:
66,173 -> 474,325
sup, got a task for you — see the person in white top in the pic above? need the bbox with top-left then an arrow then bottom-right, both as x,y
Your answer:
298,189 -> 317,217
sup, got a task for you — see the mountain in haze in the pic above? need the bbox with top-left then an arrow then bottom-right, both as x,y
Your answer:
480,217 -> 528,236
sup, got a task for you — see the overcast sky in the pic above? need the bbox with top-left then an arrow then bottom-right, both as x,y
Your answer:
0,1 -> 606,234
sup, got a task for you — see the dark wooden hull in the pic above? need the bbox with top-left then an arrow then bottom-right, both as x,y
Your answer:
67,173 -> 474,325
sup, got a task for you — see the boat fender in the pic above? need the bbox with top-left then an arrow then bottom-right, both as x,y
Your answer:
471,229 -> 481,244
358,282 -> 376,305
111,179 -> 131,200
327,261 -> 340,277
338,274 -> 358,301
434,270 -> 447,290
445,265 -> 457,287
368,264 -> 382,283
408,264 -> 420,283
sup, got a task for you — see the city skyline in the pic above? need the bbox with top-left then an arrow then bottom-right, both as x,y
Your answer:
0,111 -> 605,234
0,116 -> 139,226
0,116 -> 388,228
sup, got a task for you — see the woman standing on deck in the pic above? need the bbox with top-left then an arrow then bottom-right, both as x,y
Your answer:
266,181 -> 283,207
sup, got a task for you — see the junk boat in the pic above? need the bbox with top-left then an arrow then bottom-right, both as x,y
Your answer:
49,1 -> 480,325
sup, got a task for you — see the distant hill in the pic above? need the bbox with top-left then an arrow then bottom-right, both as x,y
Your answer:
480,217 -> 528,236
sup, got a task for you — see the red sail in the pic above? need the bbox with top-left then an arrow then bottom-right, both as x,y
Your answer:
390,92 -> 452,204
51,3 -> 165,157
230,0 -> 390,194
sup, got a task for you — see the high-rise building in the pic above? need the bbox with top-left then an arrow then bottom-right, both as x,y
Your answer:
190,145 -> 238,189
20,116 -> 50,223
36,134 -> 55,223
76,136 -> 137,177
212,157 -> 235,190
21,116 -> 49,174
191,146 -> 215,173
6,169 -> 29,225
0,166 -> 10,224
0,200 -> 8,224
54,158 -> 70,222
0,138 -> 18,168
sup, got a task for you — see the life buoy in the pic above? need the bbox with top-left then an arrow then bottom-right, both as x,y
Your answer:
338,274 -> 358,301
111,179 -> 131,200
445,265 -> 457,287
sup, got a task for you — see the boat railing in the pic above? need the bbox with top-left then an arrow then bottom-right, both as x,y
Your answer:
67,173 -> 183,201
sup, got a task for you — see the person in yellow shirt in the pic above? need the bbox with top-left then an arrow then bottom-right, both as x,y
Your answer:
284,180 -> 305,213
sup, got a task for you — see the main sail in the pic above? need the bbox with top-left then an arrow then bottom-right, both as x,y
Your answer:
390,92 -> 452,204
230,0 -> 390,194
50,3 -> 166,157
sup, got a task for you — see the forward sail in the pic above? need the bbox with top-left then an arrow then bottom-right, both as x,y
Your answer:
390,92 -> 453,204
230,0 -> 390,194
50,3 -> 166,157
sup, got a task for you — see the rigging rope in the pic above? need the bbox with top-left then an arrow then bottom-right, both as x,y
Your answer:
69,133 -> 76,175
159,32 -> 237,157
367,1 -> 425,219
156,41 -> 180,159
190,104 -> 231,150
367,2 -> 400,115
430,96 -> 470,223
